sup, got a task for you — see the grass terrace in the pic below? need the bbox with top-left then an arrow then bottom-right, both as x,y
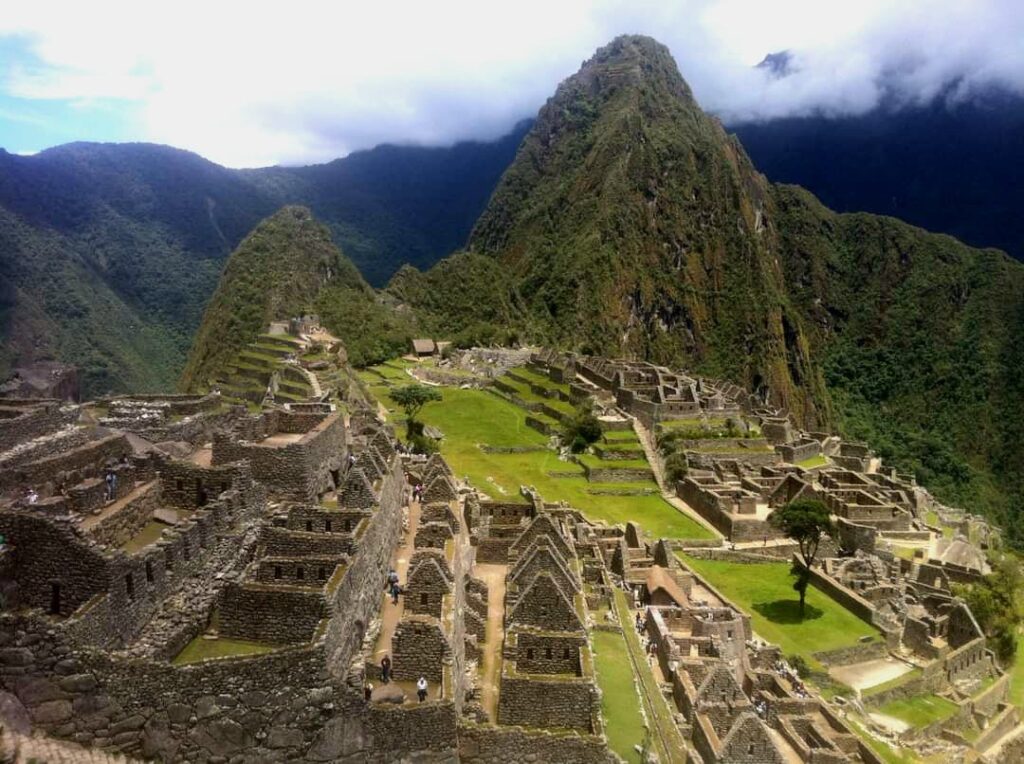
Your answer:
797,454 -> 830,469
678,555 -> 880,670
360,368 -> 713,539
592,630 -> 646,763
172,635 -> 281,665
877,694 -> 959,728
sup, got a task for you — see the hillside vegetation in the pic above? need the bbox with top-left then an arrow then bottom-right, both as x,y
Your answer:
393,35 -> 1024,535
0,124 -> 527,396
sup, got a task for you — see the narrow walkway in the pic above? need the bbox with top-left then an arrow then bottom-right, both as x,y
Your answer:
79,480 -> 156,530
372,498 -> 421,665
632,418 -> 722,538
474,562 -> 508,722
299,367 -> 323,398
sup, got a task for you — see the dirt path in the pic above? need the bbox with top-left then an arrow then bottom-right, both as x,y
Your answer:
474,562 -> 508,722
373,498 -> 420,664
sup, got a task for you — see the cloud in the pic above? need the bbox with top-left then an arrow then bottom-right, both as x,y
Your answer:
0,0 -> 1022,166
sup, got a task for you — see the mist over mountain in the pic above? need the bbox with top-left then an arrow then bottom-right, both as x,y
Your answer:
731,90 -> 1024,261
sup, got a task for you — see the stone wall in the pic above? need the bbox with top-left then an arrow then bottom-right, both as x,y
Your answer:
323,453 -> 405,680
390,616 -> 450,683
218,583 -> 326,644
510,632 -> 584,675
86,481 -> 160,549
497,674 -> 597,731
458,722 -> 617,763
0,401 -> 77,455
212,411 -> 346,502
158,460 -> 249,510
2,434 -> 130,494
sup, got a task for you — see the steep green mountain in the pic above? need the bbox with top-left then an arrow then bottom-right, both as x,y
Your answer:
180,206 -> 364,390
0,124 -> 528,396
397,35 -> 1024,531
181,206 -> 419,389
465,35 -> 830,424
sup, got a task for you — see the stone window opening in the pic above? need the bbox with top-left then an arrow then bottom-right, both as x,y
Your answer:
305,520 -> 313,532
175,478 -> 183,492
145,560 -> 154,583
318,567 -> 326,580
545,648 -> 552,659
344,519 -> 351,531
526,648 -> 534,659
563,647 -> 571,659
49,582 -> 61,615
748,744 -> 755,755
165,549 -> 174,572
297,566 -> 305,580
125,573 -> 134,600
420,593 -> 429,606
274,565 -> 283,580
325,520 -> 332,532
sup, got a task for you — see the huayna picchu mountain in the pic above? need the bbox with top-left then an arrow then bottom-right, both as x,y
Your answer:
392,36 -> 1024,534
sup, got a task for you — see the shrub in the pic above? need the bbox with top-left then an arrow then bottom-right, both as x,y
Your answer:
561,407 -> 602,450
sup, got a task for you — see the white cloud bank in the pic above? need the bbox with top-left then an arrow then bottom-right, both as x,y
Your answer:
1,0 -> 1022,167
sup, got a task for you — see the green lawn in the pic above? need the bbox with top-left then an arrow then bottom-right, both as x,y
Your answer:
592,630 -> 645,763
846,719 -> 918,764
172,636 -> 280,664
363,374 -> 713,539
878,694 -> 959,728
796,454 -> 830,469
678,555 -> 879,668
607,589 -> 690,763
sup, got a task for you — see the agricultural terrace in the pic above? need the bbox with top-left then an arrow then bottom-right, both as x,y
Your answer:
357,362 -> 713,539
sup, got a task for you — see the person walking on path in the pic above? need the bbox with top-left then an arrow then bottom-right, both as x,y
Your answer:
364,683 -> 373,701
386,568 -> 398,592
390,581 -> 402,605
380,655 -> 391,684
105,470 -> 116,502
417,676 -> 428,702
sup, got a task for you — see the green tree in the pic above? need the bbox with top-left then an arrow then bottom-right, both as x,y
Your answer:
769,499 -> 835,617
953,554 -> 1024,663
390,384 -> 442,438
561,406 -> 603,453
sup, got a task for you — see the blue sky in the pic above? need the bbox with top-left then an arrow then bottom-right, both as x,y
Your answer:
1,1 -> 1021,167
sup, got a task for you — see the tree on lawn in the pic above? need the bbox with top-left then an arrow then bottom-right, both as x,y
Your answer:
769,499 -> 835,617
390,384 -> 442,438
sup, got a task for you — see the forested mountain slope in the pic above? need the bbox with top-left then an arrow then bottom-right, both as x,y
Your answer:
395,35 -> 1024,534
0,124 -> 528,395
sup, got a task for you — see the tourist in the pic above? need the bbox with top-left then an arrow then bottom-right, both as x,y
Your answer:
635,612 -> 643,632
105,470 -> 116,501
387,568 -> 399,592
391,581 -> 402,605
0,533 -> 6,551
364,683 -> 373,701
416,676 -> 428,702
380,655 -> 391,683
25,487 -> 38,505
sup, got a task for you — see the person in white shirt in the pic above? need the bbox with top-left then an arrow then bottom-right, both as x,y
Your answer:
416,676 -> 428,702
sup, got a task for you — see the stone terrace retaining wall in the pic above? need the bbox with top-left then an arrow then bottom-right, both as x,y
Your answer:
0,401 -> 78,454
